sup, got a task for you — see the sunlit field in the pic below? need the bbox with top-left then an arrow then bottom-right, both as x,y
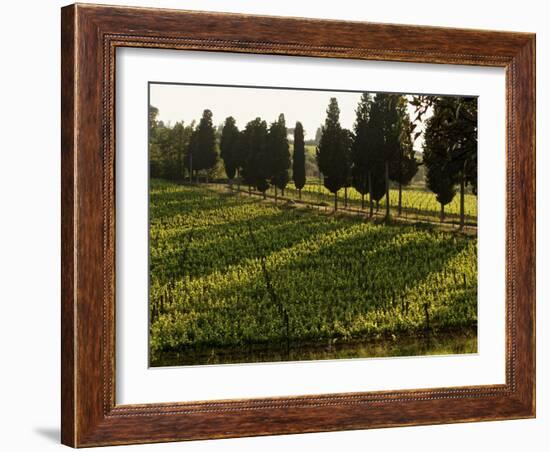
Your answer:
257,180 -> 477,225
149,180 -> 477,366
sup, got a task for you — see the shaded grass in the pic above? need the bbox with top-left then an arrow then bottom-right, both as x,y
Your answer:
152,327 -> 477,366
149,180 -> 477,365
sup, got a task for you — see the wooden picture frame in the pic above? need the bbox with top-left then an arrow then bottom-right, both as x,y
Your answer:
61,3 -> 535,447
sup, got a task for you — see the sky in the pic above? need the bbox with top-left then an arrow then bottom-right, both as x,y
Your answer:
149,83 -> 427,149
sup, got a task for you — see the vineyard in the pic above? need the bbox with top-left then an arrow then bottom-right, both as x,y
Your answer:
243,179 -> 477,225
149,179 -> 478,366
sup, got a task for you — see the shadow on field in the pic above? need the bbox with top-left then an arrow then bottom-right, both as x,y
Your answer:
149,182 -> 261,218
151,214 -> 475,365
151,202 -> 357,282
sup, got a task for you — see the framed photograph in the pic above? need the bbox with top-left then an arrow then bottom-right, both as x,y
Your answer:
61,3 -> 535,447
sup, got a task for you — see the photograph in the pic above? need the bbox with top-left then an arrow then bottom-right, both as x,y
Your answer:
52,2 -> 537,447
147,83 -> 479,367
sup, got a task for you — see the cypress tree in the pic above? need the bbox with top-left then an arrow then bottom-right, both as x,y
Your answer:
316,98 -> 351,211
377,94 -> 401,220
240,118 -> 269,198
292,121 -> 306,199
171,121 -> 194,181
424,151 -> 457,222
449,97 -> 477,228
423,96 -> 477,226
220,116 -> 240,183
341,128 -> 353,208
423,102 -> 457,221
364,95 -> 387,214
351,93 -> 372,210
463,122 -> 478,223
148,105 -> 163,178
387,95 -> 418,216
192,109 -> 217,182
186,127 -> 198,182
360,93 -> 418,220
458,97 -> 478,197
233,130 -> 248,190
268,113 -> 291,201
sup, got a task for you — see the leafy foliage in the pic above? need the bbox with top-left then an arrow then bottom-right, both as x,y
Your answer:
149,105 -> 194,180
423,96 -> 478,219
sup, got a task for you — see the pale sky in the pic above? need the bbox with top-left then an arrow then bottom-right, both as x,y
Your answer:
149,83 -> 426,149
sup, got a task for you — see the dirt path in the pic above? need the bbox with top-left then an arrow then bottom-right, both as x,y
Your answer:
204,183 -> 477,236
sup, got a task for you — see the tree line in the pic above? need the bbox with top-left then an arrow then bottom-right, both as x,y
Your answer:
149,92 -> 477,227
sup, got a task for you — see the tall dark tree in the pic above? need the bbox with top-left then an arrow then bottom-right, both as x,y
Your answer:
220,116 -> 240,182
148,105 -> 161,178
233,130 -> 249,190
268,113 -> 291,201
423,99 -> 456,221
423,140 -> 457,221
149,105 -> 173,179
376,93 -> 401,220
363,95 -> 387,214
190,109 -> 217,182
447,97 -> 477,228
170,122 -> 193,180
356,93 -> 418,220
148,105 -> 168,179
387,95 -> 418,216
351,93 -> 372,210
240,118 -> 270,197
341,128 -> 353,208
423,96 -> 477,226
455,97 -> 478,196
292,121 -> 306,199
316,98 -> 351,211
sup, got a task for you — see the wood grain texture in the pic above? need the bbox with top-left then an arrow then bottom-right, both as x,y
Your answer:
60,3 -> 536,447
60,4 -> 76,446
